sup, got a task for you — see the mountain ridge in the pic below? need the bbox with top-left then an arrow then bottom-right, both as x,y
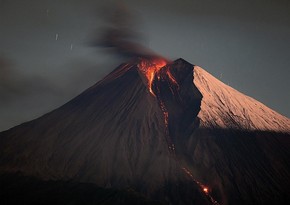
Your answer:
193,64 -> 290,131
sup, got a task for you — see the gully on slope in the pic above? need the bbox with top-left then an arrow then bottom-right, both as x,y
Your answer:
138,58 -> 220,205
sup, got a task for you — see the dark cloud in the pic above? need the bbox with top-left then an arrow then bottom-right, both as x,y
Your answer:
92,2 -> 163,61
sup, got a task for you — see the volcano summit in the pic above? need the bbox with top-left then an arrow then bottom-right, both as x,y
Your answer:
0,58 -> 289,205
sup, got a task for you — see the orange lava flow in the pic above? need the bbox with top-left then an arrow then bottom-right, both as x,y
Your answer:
203,187 -> 209,194
138,57 -> 176,154
181,167 -> 220,205
138,58 -> 167,96
138,57 -> 217,205
166,70 -> 178,87
159,100 -> 175,154
138,58 -> 218,205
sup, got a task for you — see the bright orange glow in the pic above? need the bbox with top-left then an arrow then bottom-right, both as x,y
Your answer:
166,70 -> 178,86
181,167 -> 219,204
203,187 -> 209,193
138,58 -> 218,204
138,58 -> 167,96
138,57 -> 219,204
159,100 -> 175,154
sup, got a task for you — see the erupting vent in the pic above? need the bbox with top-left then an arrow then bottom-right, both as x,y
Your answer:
138,57 -> 167,96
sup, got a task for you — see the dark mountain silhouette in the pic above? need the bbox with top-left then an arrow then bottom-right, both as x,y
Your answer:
0,58 -> 289,205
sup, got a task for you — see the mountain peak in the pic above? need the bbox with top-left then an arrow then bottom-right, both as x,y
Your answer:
174,58 -> 193,65
135,57 -> 290,132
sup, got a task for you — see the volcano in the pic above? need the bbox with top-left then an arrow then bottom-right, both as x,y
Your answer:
0,58 -> 289,205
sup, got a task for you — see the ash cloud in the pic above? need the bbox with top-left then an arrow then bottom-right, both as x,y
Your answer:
92,3 -> 161,61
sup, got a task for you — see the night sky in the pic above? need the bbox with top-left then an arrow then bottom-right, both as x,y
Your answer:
0,0 -> 290,131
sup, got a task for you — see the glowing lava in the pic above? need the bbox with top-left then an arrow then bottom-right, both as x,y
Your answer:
138,58 -> 218,205
203,187 -> 209,194
159,100 -> 175,154
182,167 -> 220,205
138,57 -> 167,96
166,69 -> 178,87
138,57 -> 175,154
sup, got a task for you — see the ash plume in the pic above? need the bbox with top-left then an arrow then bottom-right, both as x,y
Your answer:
93,3 -> 162,61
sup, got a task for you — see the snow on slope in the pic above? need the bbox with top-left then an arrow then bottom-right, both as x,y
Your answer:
193,66 -> 290,132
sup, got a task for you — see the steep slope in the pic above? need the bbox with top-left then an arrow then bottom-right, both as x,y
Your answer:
0,58 -> 289,205
194,66 -> 290,131
164,60 -> 290,205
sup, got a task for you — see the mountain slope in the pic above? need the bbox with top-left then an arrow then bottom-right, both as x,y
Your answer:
194,65 -> 290,131
0,58 -> 289,205
0,60 -> 210,205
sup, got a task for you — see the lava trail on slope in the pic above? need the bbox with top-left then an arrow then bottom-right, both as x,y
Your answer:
138,57 -> 220,205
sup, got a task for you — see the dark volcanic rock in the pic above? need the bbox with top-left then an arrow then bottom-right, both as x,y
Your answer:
0,173 -> 163,205
0,58 -> 289,205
